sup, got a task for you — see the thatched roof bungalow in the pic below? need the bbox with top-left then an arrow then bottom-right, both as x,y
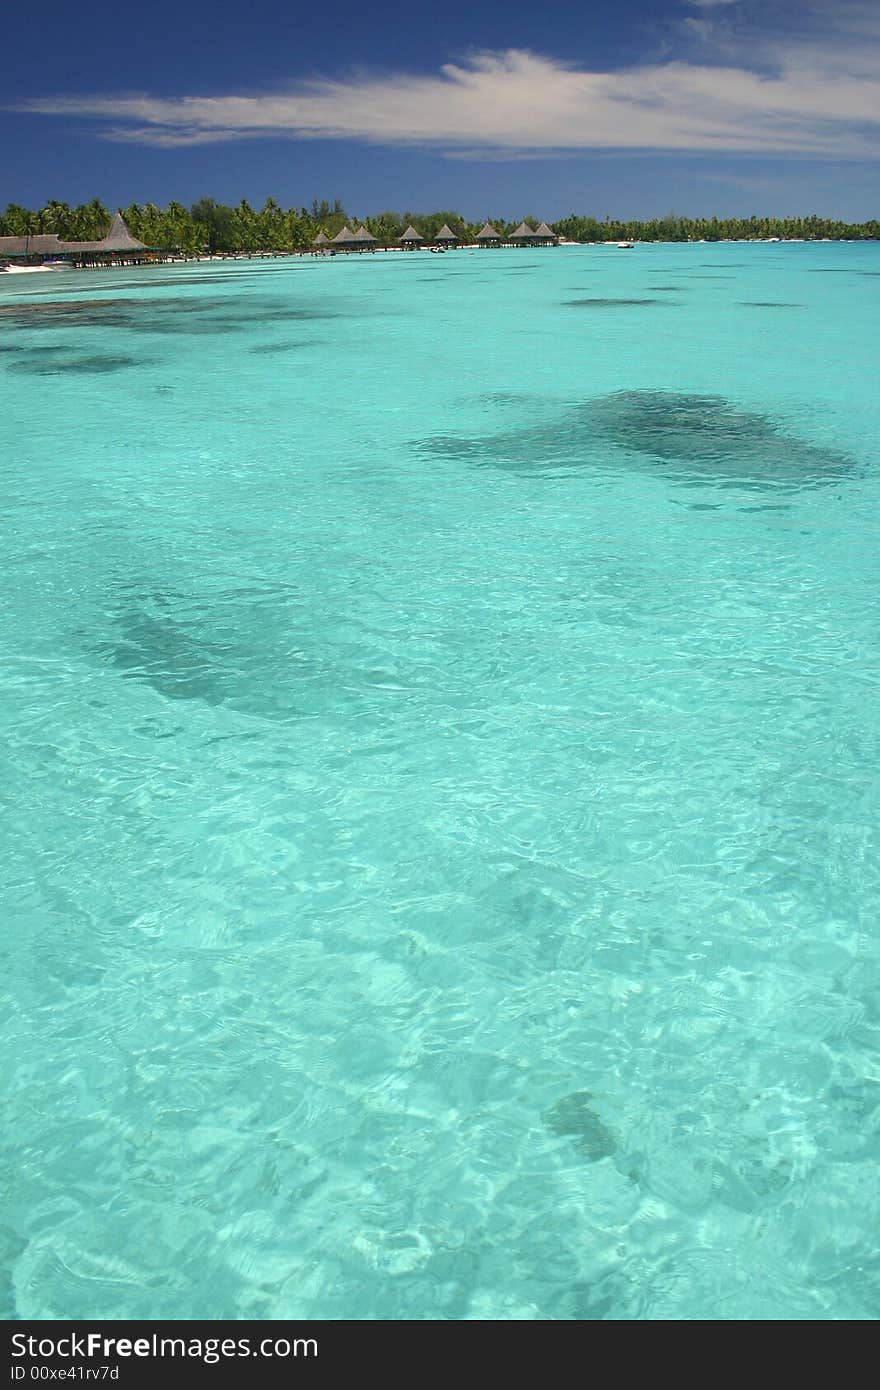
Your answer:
93,211 -> 149,254
0,211 -> 151,264
434,224 -> 458,246
312,230 -> 330,248
533,221 -> 559,245
476,222 -> 502,245
509,221 -> 535,244
353,225 -> 378,250
331,226 -> 359,249
508,220 -> 558,246
399,225 -> 424,247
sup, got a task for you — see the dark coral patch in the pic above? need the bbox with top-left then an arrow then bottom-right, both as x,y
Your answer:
87,584 -> 325,721
0,294 -> 342,335
418,389 -> 853,486
9,345 -> 71,358
249,340 -> 316,354
564,297 -> 663,307
544,1092 -> 616,1161
6,353 -> 143,375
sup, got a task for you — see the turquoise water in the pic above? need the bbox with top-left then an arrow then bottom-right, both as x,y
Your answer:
2,242 -> 879,1321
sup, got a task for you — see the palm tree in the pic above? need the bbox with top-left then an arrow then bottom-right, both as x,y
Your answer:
40,200 -> 71,236
22,212 -> 41,257
233,199 -> 256,252
2,204 -> 31,236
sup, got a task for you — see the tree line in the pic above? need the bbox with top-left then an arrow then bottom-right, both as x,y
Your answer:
1,198 -> 876,251
553,211 -> 879,243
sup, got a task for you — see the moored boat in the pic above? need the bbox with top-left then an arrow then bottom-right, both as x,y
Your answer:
0,262 -> 56,273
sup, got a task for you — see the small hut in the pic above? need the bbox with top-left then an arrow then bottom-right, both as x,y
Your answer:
331,226 -> 359,250
353,225 -> 379,251
399,225 -> 424,248
312,231 -> 330,250
476,222 -> 502,247
434,224 -> 458,247
509,221 -> 536,245
533,221 -> 559,246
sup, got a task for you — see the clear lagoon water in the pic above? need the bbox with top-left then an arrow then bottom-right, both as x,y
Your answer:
1,242 -> 879,1320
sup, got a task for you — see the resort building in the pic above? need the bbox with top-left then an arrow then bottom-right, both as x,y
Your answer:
0,211 -> 151,266
509,221 -> 535,245
476,222 -> 503,246
434,224 -> 459,247
533,222 -> 559,246
312,231 -> 330,249
398,226 -> 424,248
0,232 -> 67,260
329,225 -> 379,252
491,220 -> 560,248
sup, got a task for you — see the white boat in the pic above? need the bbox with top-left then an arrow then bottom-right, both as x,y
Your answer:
0,263 -> 56,273
616,241 -> 634,249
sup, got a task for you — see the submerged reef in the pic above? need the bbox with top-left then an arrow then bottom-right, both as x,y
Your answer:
419,389 -> 854,486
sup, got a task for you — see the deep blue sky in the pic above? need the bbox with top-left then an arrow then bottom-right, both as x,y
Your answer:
3,0 -> 878,219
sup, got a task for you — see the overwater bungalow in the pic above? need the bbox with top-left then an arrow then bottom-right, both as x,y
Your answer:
0,211 -> 152,267
507,220 -> 559,247
331,226 -> 359,250
533,222 -> 559,246
312,231 -> 331,250
353,226 -> 378,251
509,221 -> 536,245
434,224 -> 459,248
476,222 -> 502,247
399,225 -> 424,248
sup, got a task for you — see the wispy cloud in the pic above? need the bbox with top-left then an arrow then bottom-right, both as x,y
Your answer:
17,4 -> 880,158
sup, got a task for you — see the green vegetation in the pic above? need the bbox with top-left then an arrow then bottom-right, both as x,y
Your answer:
0,198 -> 475,252
553,211 -> 879,242
1,199 -> 876,250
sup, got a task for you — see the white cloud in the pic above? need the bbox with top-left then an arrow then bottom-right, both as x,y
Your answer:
17,15 -> 880,158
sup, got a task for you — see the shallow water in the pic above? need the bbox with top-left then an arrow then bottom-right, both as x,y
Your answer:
1,243 -> 879,1320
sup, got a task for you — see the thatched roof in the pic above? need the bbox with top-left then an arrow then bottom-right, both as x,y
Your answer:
399,225 -> 424,242
434,224 -> 458,241
353,225 -> 378,243
535,222 -> 557,238
93,211 -> 147,251
332,226 -> 358,244
510,222 -> 535,239
0,233 -> 64,256
312,231 -> 330,245
0,213 -> 148,257
476,222 -> 501,240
